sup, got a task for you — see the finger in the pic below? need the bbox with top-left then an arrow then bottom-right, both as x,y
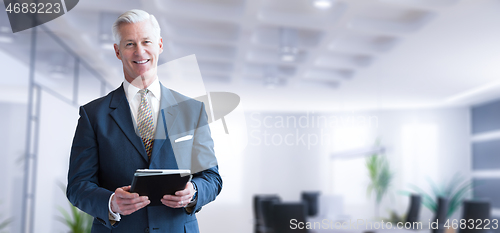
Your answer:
163,195 -> 192,203
122,185 -> 132,191
175,183 -> 193,196
115,188 -> 139,199
161,199 -> 185,208
161,199 -> 177,208
113,195 -> 150,215
122,199 -> 150,210
175,189 -> 190,196
163,194 -> 182,202
120,202 -> 142,212
121,200 -> 150,215
118,196 -> 149,206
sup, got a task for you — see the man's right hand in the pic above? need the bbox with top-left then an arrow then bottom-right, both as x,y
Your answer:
111,186 -> 150,215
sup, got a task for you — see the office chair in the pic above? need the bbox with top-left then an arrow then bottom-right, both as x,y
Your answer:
405,194 -> 421,225
301,191 -> 320,217
432,197 -> 449,233
459,200 -> 490,233
253,195 -> 281,233
272,202 -> 308,233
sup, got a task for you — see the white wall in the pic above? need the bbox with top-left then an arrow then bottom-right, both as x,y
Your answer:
0,102 -> 27,233
33,91 -> 80,232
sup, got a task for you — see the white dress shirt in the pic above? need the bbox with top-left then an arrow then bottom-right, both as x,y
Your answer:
108,77 -> 161,222
123,77 -> 162,129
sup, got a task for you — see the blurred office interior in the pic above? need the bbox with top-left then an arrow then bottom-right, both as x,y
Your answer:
1,0 -> 500,232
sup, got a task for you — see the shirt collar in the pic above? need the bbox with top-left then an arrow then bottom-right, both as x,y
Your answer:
123,77 -> 161,101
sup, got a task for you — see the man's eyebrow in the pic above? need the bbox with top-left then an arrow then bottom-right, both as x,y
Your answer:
123,38 -> 152,42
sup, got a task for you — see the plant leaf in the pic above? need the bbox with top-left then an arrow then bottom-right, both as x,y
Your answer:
0,218 -> 13,230
447,181 -> 473,217
426,177 -> 443,198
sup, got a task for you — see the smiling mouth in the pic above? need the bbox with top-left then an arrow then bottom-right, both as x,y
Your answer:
133,59 -> 150,64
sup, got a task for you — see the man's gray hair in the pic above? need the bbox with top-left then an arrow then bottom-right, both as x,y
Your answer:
112,9 -> 161,45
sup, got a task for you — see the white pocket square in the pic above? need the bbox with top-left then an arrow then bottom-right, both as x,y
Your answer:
175,135 -> 193,143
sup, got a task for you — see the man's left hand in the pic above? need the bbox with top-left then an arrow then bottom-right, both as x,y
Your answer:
161,182 -> 195,208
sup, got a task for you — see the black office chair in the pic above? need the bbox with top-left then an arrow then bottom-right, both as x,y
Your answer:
459,200 -> 490,233
432,197 -> 449,233
405,194 -> 421,225
253,195 -> 281,233
272,202 -> 308,233
301,191 -> 320,217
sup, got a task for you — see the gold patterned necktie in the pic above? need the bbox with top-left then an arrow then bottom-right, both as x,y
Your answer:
137,89 -> 155,161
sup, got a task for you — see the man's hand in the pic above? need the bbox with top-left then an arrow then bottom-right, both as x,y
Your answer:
161,182 -> 195,208
111,186 -> 150,215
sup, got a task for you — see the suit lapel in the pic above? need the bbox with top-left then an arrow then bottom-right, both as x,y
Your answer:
150,84 -> 179,161
109,85 -> 149,163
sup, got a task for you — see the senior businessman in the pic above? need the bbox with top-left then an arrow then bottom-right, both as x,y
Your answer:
66,9 -> 222,233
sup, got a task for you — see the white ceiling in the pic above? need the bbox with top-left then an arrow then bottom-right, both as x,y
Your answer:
1,0 -> 500,111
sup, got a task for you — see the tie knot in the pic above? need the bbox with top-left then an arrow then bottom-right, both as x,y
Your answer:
139,89 -> 149,97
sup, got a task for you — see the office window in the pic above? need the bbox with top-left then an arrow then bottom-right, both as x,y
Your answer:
330,125 -> 372,205
401,124 -> 439,188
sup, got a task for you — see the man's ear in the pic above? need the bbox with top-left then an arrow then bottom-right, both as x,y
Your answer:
158,37 -> 163,54
114,44 -> 121,60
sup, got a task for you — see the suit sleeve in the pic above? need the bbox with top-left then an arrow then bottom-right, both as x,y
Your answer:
66,106 -> 118,229
188,103 -> 223,214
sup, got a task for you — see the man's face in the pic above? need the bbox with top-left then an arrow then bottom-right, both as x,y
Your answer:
114,20 -> 163,85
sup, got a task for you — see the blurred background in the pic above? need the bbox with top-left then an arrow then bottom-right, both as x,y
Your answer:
1,0 -> 500,232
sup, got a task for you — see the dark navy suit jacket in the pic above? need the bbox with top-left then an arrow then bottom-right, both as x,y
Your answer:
67,83 -> 222,233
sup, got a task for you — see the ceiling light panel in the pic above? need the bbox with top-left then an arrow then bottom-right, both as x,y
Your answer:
258,0 -> 347,28
349,5 -> 435,33
304,67 -> 354,80
300,79 -> 340,89
164,16 -> 240,43
243,63 -> 296,77
313,0 -> 333,9
170,41 -> 237,61
246,47 -> 308,64
315,52 -> 374,68
157,0 -> 245,20
379,0 -> 459,8
253,25 -> 323,49
329,32 -> 400,53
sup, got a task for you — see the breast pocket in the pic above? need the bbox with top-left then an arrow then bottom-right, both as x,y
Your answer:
172,138 -> 194,170
174,138 -> 193,148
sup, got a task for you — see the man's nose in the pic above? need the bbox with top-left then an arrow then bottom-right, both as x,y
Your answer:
134,44 -> 146,55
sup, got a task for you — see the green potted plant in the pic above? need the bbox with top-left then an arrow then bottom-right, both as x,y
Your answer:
0,201 -> 12,233
366,152 -> 394,218
57,184 -> 93,233
57,204 -> 93,233
403,174 -> 473,218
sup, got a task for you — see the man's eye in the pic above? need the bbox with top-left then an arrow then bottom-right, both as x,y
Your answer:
126,43 -> 133,46
145,41 -> 152,44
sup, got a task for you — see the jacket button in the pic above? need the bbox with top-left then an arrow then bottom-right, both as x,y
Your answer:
145,227 -> 149,233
